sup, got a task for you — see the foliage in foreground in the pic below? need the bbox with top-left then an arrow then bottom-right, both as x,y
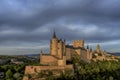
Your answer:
0,55 -> 120,80
26,59 -> 120,80
0,64 -> 26,80
72,54 -> 120,80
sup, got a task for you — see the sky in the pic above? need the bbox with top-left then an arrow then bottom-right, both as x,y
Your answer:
0,0 -> 120,55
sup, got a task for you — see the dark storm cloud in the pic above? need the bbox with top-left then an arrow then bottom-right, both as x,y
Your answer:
49,24 -> 120,43
0,0 -> 120,54
0,0 -> 120,30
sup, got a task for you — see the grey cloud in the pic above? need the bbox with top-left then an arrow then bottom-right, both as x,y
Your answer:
0,0 -> 120,54
0,0 -> 120,30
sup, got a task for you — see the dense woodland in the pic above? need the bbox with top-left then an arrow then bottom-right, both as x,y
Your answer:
73,60 -> 120,80
0,55 -> 120,80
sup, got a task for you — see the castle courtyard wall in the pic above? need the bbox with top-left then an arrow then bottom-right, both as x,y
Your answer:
23,65 -> 73,80
40,55 -> 57,65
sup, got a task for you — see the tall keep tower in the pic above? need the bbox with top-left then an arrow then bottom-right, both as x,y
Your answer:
50,32 -> 66,59
50,32 -> 58,56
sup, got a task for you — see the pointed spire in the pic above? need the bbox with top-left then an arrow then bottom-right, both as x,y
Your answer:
50,39 -> 52,43
96,44 -> 101,53
64,39 -> 66,42
87,45 -> 89,49
53,31 -> 56,38
60,38 -> 62,40
40,50 -> 43,55
90,47 -> 92,51
97,44 -> 100,49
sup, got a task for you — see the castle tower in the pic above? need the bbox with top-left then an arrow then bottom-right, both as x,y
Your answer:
96,44 -> 101,53
50,32 -> 58,56
63,39 -> 66,56
57,39 -> 63,59
103,50 -> 107,57
72,40 -> 84,48
57,39 -> 66,59
86,45 -> 92,60
86,45 -> 90,60
90,48 -> 92,59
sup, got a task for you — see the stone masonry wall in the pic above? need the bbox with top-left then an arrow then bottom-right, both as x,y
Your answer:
40,55 -> 57,65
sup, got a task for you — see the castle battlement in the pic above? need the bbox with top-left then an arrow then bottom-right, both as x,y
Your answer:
73,40 -> 84,42
72,40 -> 84,48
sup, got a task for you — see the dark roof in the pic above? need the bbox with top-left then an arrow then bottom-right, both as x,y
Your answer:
53,31 -> 56,38
66,45 -> 74,48
66,45 -> 86,50
73,47 -> 86,50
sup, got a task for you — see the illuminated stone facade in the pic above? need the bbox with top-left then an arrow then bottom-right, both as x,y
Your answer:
40,32 -> 93,65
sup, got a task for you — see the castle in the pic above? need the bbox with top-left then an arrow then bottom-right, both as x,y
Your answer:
40,32 -> 92,66
23,32 -> 112,80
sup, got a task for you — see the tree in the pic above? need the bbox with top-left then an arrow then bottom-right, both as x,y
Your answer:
5,69 -> 13,79
1,65 -> 7,71
13,72 -> 21,79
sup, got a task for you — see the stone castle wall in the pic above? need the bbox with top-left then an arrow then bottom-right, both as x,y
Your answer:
40,55 -> 57,65
24,65 -> 73,74
58,59 -> 65,66
66,48 -> 74,61
80,49 -> 88,61
74,49 -> 81,55
23,65 -> 74,80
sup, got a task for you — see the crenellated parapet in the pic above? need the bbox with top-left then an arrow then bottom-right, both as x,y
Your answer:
72,40 -> 84,48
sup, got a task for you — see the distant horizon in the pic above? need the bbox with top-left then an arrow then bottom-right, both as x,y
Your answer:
0,42 -> 120,55
0,51 -> 120,56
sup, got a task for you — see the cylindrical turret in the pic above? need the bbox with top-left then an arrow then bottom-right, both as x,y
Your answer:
51,31 -> 58,56
57,40 -> 63,59
51,37 -> 58,56
86,46 -> 90,60
63,40 -> 66,56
